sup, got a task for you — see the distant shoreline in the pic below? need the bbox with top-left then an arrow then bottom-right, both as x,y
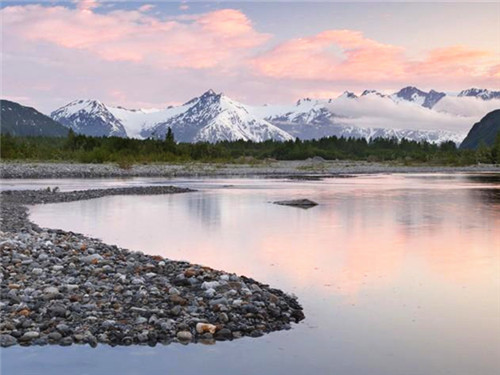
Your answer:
1,161 -> 499,179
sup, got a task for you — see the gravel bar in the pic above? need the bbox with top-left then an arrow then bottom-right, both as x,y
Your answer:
1,161 -> 499,179
0,186 -> 305,347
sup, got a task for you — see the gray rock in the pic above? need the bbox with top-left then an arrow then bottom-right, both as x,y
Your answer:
81,254 -> 103,264
273,199 -> 318,208
176,331 -> 192,341
0,334 -> 17,347
214,328 -> 232,341
20,331 -> 40,341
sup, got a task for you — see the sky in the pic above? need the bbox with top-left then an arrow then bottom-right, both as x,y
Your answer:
1,0 -> 499,113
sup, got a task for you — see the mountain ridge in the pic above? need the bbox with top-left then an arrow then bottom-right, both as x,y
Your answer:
41,86 -> 500,144
1,100 -> 69,137
460,110 -> 500,149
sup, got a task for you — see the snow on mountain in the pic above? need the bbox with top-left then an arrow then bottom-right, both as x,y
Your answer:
458,88 -> 500,100
246,91 -> 468,143
51,99 -> 128,137
390,86 -> 428,106
337,91 -> 358,100
361,90 -> 387,98
248,98 -> 335,127
143,90 -> 294,143
389,86 -> 446,109
50,87 -> 498,145
108,104 -> 190,139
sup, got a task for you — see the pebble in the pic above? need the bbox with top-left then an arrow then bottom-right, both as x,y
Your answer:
176,331 -> 193,341
195,323 -> 217,334
0,186 -> 305,348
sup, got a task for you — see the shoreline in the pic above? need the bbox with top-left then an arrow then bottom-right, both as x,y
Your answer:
1,161 -> 499,179
0,186 -> 305,348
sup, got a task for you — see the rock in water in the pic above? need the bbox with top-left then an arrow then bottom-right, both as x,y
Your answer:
273,199 -> 318,208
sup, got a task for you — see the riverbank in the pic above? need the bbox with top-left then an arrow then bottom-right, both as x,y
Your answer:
1,161 -> 499,179
0,186 -> 305,348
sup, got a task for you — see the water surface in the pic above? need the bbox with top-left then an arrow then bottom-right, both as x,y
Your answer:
3,174 -> 500,375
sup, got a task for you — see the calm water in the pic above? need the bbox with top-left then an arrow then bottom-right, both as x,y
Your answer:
2,174 -> 500,375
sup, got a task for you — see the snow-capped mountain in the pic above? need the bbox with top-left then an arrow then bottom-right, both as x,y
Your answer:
247,96 -> 466,144
361,90 -> 387,98
142,90 -> 294,142
390,87 -> 446,109
51,99 -> 128,137
50,87 -> 499,144
458,88 -> 500,100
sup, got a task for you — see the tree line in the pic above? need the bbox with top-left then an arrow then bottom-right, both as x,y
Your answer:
1,129 -> 499,166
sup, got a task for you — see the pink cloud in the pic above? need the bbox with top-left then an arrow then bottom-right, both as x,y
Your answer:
2,3 -> 498,112
74,0 -> 100,11
409,46 -> 493,77
2,5 -> 269,70
252,30 -> 406,82
138,4 -> 155,13
252,30 -> 498,85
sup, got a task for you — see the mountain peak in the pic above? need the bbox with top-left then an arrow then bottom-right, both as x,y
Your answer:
296,98 -> 313,106
51,98 -> 127,138
394,86 -> 426,96
201,89 -> 219,97
338,91 -> 358,99
458,88 -> 500,100
361,90 -> 386,98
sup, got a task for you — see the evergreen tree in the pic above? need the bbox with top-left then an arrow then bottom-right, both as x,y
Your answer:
492,132 -> 500,164
165,128 -> 175,144
164,127 -> 176,153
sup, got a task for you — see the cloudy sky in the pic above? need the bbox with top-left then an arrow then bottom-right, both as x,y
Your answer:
2,0 -> 499,113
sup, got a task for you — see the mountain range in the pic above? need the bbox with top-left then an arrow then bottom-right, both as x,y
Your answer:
2,87 -> 499,144
50,86 -> 500,144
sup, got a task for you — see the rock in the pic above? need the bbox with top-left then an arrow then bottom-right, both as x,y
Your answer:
176,331 -> 192,341
20,331 -> 40,341
44,286 -> 59,294
273,199 -> 318,208
81,254 -> 103,264
122,336 -> 133,346
209,297 -> 228,306
170,305 -> 182,316
214,328 -> 232,341
195,323 -> 217,335
218,312 -> 229,323
60,337 -> 73,346
48,332 -> 62,342
0,186 -> 305,348
0,334 -> 17,347
56,324 -> 71,335
169,294 -> 187,305
49,305 -> 67,318
201,281 -> 220,290
204,288 -> 216,298
250,330 -> 264,337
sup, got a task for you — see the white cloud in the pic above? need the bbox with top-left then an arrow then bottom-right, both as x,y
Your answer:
326,95 -> 500,132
